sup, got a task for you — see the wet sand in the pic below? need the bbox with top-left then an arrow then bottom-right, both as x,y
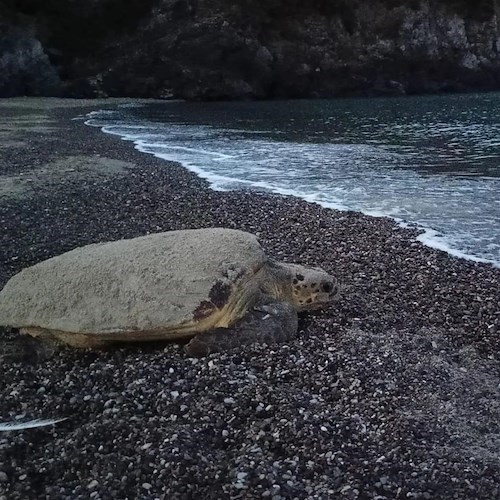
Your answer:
0,98 -> 499,499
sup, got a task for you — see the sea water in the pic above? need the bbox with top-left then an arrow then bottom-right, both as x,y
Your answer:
86,94 -> 500,267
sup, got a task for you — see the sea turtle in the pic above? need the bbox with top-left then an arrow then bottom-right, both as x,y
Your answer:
0,228 -> 339,358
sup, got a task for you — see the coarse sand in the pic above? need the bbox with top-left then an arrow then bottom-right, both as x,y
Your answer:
0,98 -> 499,499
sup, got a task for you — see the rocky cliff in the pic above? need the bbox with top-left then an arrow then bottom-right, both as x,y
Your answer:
1,0 -> 500,99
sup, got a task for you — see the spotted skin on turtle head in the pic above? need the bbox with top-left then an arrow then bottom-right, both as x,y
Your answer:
290,267 -> 339,311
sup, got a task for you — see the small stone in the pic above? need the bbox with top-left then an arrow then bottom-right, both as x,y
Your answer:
224,397 -> 235,405
0,472 -> 7,482
142,483 -> 152,490
141,443 -> 153,450
19,474 -> 27,481
87,479 -> 99,490
237,472 -> 248,480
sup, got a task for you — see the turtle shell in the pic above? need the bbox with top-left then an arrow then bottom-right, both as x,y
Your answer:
0,229 -> 267,342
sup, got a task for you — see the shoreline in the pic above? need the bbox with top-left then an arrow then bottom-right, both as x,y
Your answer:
1,98 -> 499,499
85,98 -> 500,270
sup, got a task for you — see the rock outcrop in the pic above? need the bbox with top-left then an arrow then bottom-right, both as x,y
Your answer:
1,0 -> 500,99
0,26 -> 61,97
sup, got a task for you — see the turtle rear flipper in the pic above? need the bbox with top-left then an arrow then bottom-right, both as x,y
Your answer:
185,301 -> 298,357
0,335 -> 55,364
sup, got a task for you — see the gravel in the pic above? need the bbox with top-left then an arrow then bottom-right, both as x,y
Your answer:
0,98 -> 499,499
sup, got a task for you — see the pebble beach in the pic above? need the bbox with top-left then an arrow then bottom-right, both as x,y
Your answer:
0,98 -> 499,499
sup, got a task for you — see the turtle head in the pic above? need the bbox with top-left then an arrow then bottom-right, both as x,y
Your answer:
269,261 -> 340,312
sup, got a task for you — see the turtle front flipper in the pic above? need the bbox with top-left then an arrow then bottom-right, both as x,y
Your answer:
184,301 -> 298,357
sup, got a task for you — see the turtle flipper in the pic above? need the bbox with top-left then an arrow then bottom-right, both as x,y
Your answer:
185,301 -> 298,357
0,334 -> 55,364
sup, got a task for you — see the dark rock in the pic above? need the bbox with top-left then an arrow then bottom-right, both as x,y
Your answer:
63,77 -> 108,99
0,26 -> 61,97
2,1 -> 500,99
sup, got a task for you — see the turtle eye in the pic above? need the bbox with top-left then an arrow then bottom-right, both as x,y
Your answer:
322,281 -> 334,293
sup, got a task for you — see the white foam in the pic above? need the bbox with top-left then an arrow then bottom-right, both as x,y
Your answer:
138,142 -> 235,161
416,229 -> 500,267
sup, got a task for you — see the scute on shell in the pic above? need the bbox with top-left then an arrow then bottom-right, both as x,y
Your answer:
0,228 -> 266,337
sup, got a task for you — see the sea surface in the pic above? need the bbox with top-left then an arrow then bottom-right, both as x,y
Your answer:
86,94 -> 500,267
